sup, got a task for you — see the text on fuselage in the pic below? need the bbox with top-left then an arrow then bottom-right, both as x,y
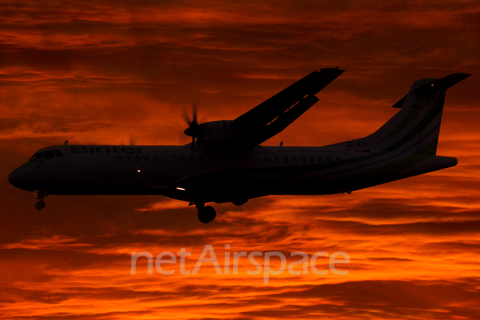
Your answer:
71,146 -> 147,154
345,141 -> 368,148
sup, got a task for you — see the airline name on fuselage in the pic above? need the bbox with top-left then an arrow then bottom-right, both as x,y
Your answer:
71,146 -> 147,154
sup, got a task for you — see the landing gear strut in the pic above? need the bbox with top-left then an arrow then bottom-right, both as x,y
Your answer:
196,203 -> 216,223
33,190 -> 47,211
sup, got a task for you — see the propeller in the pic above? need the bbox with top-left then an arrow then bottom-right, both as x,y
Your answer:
129,134 -> 138,145
183,103 -> 202,145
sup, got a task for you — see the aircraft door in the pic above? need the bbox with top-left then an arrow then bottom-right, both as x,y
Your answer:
345,149 -> 361,180
114,154 -> 125,168
80,154 -> 107,177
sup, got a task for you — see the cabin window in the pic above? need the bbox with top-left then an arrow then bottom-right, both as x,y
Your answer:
135,156 -> 141,163
116,156 -> 123,163
54,150 -> 64,157
245,156 -> 252,163
172,156 -> 178,163
144,156 -> 150,163
327,157 -> 332,163
283,157 -> 289,163
162,156 -> 168,163
189,156 -> 196,162
292,157 -> 298,164
126,156 -> 132,162
153,156 -> 159,163
264,156 -> 270,163
309,157 -> 315,163
199,156 -> 205,163
301,157 -> 306,164
29,152 -> 44,162
254,156 -> 260,163
181,156 -> 187,163
336,157 -> 341,164
274,157 -> 279,164
44,150 -> 55,158
318,157 -> 324,163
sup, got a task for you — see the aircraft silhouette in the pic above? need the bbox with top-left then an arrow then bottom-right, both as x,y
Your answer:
8,68 -> 470,223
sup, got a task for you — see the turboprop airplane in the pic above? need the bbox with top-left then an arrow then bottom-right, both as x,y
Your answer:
8,68 -> 470,223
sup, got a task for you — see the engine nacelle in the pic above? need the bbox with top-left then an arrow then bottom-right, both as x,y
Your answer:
193,120 -> 250,146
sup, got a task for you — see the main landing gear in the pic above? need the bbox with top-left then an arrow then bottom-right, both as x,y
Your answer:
195,203 -> 216,224
33,190 -> 47,211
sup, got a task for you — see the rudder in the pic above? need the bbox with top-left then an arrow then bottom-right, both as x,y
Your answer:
363,73 -> 470,155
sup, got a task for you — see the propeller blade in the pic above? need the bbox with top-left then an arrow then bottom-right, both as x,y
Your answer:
183,102 -> 201,139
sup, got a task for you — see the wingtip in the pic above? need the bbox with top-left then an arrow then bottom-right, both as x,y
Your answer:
316,67 -> 345,74
456,73 -> 472,79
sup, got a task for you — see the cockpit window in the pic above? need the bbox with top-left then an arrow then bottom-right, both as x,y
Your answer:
28,149 -> 64,162
54,150 -> 64,157
44,150 -> 55,158
29,152 -> 44,162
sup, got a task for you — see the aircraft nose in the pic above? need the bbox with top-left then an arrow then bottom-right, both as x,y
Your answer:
8,168 -> 31,191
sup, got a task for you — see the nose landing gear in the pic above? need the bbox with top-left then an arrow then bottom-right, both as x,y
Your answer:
35,200 -> 46,210
33,190 -> 48,211
195,203 -> 216,224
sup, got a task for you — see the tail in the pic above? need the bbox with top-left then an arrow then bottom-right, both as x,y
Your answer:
364,73 -> 470,155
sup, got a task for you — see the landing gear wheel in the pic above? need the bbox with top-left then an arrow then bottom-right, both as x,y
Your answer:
35,200 -> 46,211
198,206 -> 216,224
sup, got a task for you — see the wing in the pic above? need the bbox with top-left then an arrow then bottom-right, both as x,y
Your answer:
232,67 -> 344,147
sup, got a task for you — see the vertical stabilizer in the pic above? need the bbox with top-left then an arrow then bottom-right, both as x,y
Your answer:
364,73 -> 470,155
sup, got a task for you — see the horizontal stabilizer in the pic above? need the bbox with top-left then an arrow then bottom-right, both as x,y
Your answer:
392,73 -> 470,108
416,73 -> 471,93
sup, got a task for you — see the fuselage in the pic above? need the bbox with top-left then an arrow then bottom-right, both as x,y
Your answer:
8,143 -> 457,205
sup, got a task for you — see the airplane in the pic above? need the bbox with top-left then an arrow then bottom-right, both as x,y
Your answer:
7,68 -> 470,223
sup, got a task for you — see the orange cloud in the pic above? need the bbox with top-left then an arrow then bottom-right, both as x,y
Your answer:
1,0 -> 480,319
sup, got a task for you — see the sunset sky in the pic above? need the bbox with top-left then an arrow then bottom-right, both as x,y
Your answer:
1,1 -> 480,319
